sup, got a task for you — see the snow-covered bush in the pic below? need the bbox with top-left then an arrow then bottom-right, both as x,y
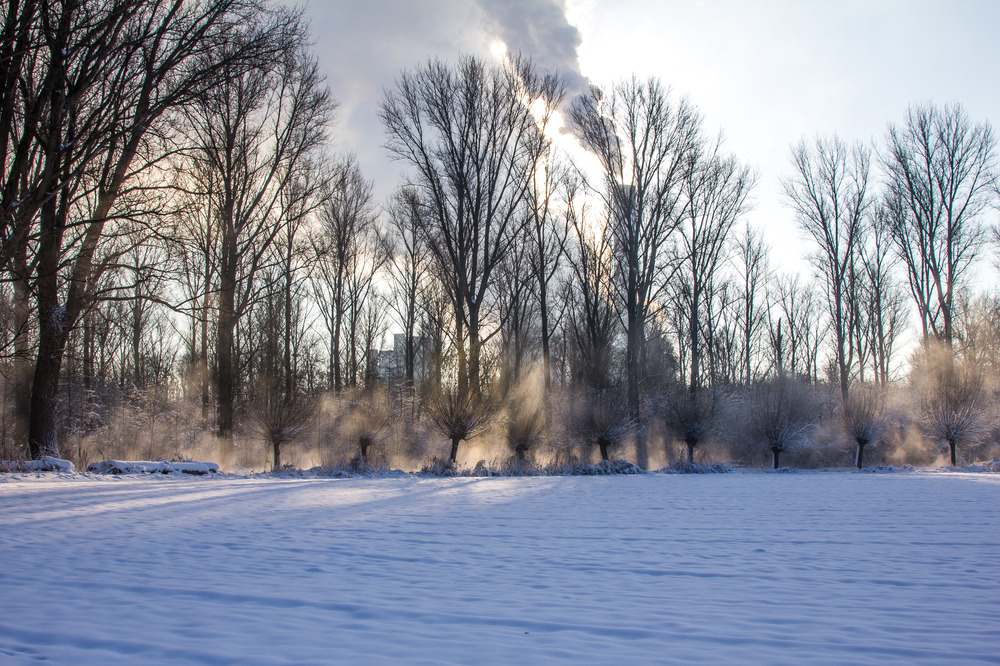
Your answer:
420,456 -> 460,477
87,459 -> 218,475
661,461 -> 731,474
0,456 -> 74,473
556,459 -> 643,475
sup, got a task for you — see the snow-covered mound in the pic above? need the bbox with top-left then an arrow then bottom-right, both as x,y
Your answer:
0,456 -> 74,473
957,459 -> 1000,473
1,473 -> 997,664
87,459 -> 219,475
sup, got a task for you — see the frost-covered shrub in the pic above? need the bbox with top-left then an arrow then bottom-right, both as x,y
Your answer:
858,464 -> 916,473
305,457 -> 400,478
342,389 -> 393,465
481,456 -> 542,476
913,342 -> 990,466
744,375 -> 818,469
425,386 -> 496,464
842,384 -> 887,469
961,459 -> 1000,473
247,376 -> 314,471
420,456 -> 459,476
87,459 -> 218,475
552,459 -> 643,475
662,386 -> 720,464
661,461 -> 732,474
564,389 -> 634,463
505,396 -> 546,463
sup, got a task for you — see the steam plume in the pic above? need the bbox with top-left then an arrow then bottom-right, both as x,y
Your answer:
477,0 -> 590,97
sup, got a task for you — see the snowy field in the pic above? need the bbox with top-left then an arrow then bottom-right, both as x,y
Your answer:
1,472 -> 998,664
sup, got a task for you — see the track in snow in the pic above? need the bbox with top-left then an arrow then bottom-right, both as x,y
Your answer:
1,472 -> 998,664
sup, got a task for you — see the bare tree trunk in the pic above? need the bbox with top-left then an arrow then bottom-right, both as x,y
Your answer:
28,318 -> 64,459
348,302 -> 358,388
201,292 -> 210,421
284,239 -> 293,397
598,438 -> 610,462
131,291 -> 143,388
626,312 -> 646,468
12,274 -> 32,449
333,303 -> 343,392
539,283 -> 552,391
82,312 -> 94,393
690,287 -> 701,394
468,303 -> 481,397
216,269 -> 236,467
456,317 -> 467,396
28,188 -> 68,458
405,323 -> 415,386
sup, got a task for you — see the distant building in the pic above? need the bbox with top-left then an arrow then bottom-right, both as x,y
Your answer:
372,334 -> 433,386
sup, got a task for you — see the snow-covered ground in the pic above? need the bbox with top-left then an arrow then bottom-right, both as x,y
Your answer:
1,472 -> 998,664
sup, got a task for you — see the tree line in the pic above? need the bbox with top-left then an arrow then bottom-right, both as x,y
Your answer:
2,1 -> 998,471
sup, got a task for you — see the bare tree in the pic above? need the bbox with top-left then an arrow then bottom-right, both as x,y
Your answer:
569,76 -> 701,467
6,0 -> 283,459
425,385 -> 495,464
385,186 -> 431,390
768,274 -> 825,382
313,158 -> 376,391
732,223 -> 771,386
563,182 -> 616,390
859,206 -> 908,385
784,136 -> 871,400
342,231 -> 390,390
663,384 -> 717,464
882,103 -> 996,345
505,394 -> 545,463
342,389 -> 393,465
567,388 -> 634,462
675,139 -> 755,396
746,375 -> 816,469
171,156 -> 219,421
916,342 -> 988,466
523,86 -> 568,392
495,243 -> 537,394
842,383 -> 886,469
957,292 -> 1000,377
710,281 -> 742,386
274,163 -> 328,398
381,54 -> 561,396
184,17 -> 334,463
248,374 -> 314,472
